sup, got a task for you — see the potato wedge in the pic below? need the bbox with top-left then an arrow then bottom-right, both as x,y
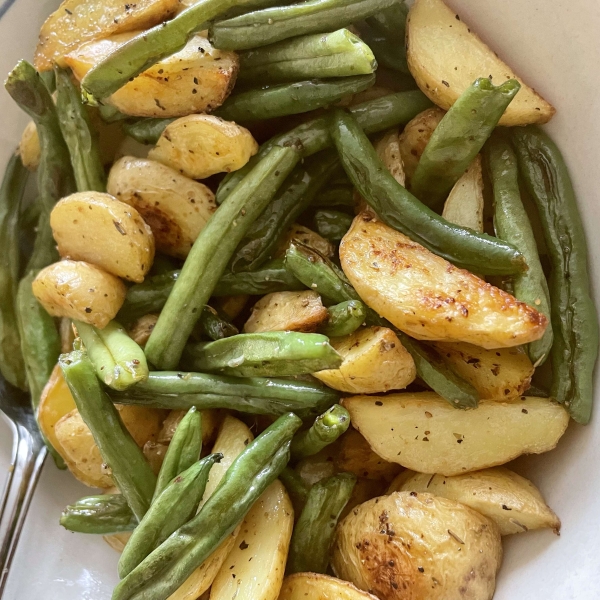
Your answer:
210,481 -> 293,600
148,115 -> 258,180
389,467 -> 561,535
51,191 -> 154,282
67,33 -> 238,118
275,224 -> 335,260
279,573 -> 379,600
107,157 -> 217,259
442,155 -> 484,232
118,405 -> 165,447
157,409 -> 221,447
33,260 -> 127,328
19,121 -> 40,171
34,0 -> 178,71
244,291 -> 327,333
313,326 -> 416,394
332,491 -> 502,600
343,392 -> 569,476
406,0 -> 555,126
433,341 -> 534,400
127,314 -> 159,347
340,215 -> 547,348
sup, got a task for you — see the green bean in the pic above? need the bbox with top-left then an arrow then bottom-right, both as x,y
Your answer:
119,453 -> 222,578
54,67 -> 105,193
312,185 -> 355,208
512,126 -> 598,424
313,209 -> 353,241
411,78 -> 520,209
25,213 -> 60,272
330,109 -> 525,275
230,152 -> 338,272
111,371 -> 339,418
290,404 -> 350,461
279,466 -> 310,514
117,271 -> 179,323
148,253 -> 180,276
60,494 -> 137,535
210,0 -> 398,50
237,29 -> 376,83
182,332 -> 342,377
216,90 -> 432,203
287,472 -> 356,574
0,153 -> 29,390
197,306 -> 239,341
75,320 -> 149,390
39,70 -> 56,94
59,349 -> 156,519
487,135 -> 552,365
153,407 -> 203,501
214,259 -> 305,295
112,413 -> 302,600
319,300 -> 365,337
355,20 -> 406,74
123,118 -> 175,145
98,104 -> 129,123
145,147 -> 300,370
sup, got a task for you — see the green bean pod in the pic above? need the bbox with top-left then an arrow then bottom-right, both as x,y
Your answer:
487,135 -> 553,365
313,209 -> 353,241
279,466 -> 310,514
197,306 -> 239,341
117,271 -> 179,323
319,300 -> 366,337
112,413 -> 302,600
287,472 -> 356,574
123,117 -> 175,145
60,494 -> 137,534
145,146 -> 300,371
59,349 -> 156,519
312,185 -> 355,208
512,126 -> 599,424
355,20 -> 406,74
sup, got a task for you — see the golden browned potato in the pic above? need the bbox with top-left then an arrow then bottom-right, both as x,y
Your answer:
389,467 -> 561,535
275,224 -> 335,260
67,33 -> 238,118
433,341 -> 534,400
340,478 -> 388,521
18,121 -> 40,171
59,318 -> 76,353
244,291 -> 328,333
117,405 -> 165,447
314,326 -> 416,394
442,155 -> 484,232
127,314 -> 159,347
148,115 -> 258,180
34,0 -> 179,71
406,0 -> 555,126
32,260 -> 127,328
157,409 -> 221,447
332,491 -> 502,600
279,573 -> 380,600
340,215 -> 548,348
143,440 -> 169,475
343,392 -> 570,476
213,295 -> 249,321
107,156 -> 217,259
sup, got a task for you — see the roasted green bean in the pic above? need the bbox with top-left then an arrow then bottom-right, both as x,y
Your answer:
319,300 -> 366,337
197,306 -> 239,341
279,466 -> 310,514
313,209 -> 353,241
123,117 -> 175,145
312,185 -> 355,208
60,494 -> 137,535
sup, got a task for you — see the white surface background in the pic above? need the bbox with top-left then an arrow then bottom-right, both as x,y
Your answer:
0,0 -> 599,597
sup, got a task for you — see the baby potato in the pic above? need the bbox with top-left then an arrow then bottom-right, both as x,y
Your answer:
127,313 -> 159,347
148,115 -> 258,180
18,121 -> 40,171
213,295 -> 249,321
279,573 -> 380,600
107,157 -> 217,259
51,191 -> 155,282
313,326 -> 416,394
375,129 -> 405,186
275,224 -> 335,260
143,440 -> 169,475
389,467 -> 561,535
442,155 -> 484,232
67,33 -> 238,118
32,260 -> 127,328
157,408 -> 222,447
332,491 -> 502,600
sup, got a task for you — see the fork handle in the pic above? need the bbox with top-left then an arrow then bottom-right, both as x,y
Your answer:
0,424 -> 47,597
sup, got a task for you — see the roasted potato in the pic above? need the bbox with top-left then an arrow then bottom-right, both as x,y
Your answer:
210,481 -> 293,600
442,155 -> 484,232
406,0 -> 555,126
127,314 -> 159,347
142,440 -> 169,475
433,341 -> 534,400
340,478 -> 388,521
18,121 -> 40,171
32,260 -> 127,328
59,318 -> 76,353
213,295 -> 249,321
243,291 -> 328,333
148,115 -> 258,180
340,215 -> 548,348
157,408 -> 221,447
279,573 -> 380,600
314,327 -> 416,394
296,446 -> 338,487
51,191 -> 154,282
332,491 -> 502,600
389,467 -> 561,535
107,157 -> 217,259
34,0 -> 178,71
275,224 -> 335,260
375,129 -> 405,186
343,392 -> 570,476
67,33 -> 238,118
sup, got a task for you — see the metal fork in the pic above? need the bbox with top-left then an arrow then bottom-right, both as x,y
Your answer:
0,375 -> 47,597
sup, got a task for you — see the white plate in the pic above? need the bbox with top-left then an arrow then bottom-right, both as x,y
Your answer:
1,0 -> 600,598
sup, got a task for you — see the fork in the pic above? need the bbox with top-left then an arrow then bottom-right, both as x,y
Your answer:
0,375 -> 47,597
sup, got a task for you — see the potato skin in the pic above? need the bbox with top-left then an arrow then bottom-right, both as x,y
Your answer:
19,121 -> 40,171
442,155 -> 484,232
279,573 -> 380,600
32,260 -> 127,328
332,491 -> 502,600
51,191 -> 154,282
275,224 -> 335,260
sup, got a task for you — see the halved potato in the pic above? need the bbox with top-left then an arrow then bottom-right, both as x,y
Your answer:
19,121 -> 40,171
128,314 -> 159,347
243,291 -> 327,333
275,224 -> 335,260
314,326 -> 416,394
406,0 -> 555,126
157,409 -> 221,447
34,0 -> 178,71
279,573 -> 379,600
148,115 -> 258,180
442,155 -> 484,232
51,191 -> 154,282
32,260 -> 127,328
340,215 -> 548,348
389,467 -> 561,535
107,157 -> 217,259
343,392 -> 569,476
340,478 -> 388,521
67,33 -> 238,118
